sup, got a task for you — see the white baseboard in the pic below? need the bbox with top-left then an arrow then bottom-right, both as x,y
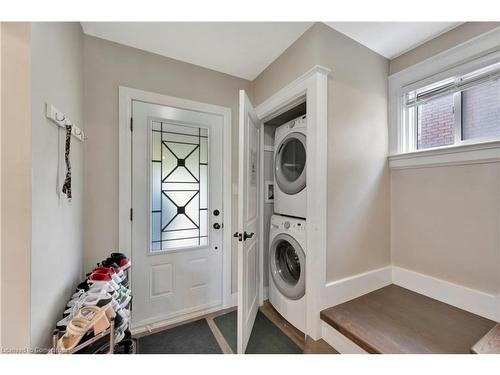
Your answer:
322,266 -> 392,310
392,266 -> 500,321
321,322 -> 367,354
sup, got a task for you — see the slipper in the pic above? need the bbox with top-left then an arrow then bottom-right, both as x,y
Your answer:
56,305 -> 114,353
58,293 -> 113,330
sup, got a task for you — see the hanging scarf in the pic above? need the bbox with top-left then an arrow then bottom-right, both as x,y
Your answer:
62,124 -> 72,200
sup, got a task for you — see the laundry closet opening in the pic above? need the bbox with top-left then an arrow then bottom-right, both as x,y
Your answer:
261,98 -> 308,334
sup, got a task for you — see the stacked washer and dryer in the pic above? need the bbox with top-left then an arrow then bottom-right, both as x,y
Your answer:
268,114 -> 307,333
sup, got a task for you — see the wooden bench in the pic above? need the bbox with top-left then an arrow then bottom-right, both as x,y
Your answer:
320,284 -> 496,354
471,324 -> 500,354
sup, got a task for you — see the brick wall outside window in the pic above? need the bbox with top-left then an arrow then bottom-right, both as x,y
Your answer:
462,80 -> 500,140
417,94 -> 455,149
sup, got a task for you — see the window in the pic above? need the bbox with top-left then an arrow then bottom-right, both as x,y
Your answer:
417,93 -> 455,150
150,121 -> 209,251
403,62 -> 500,152
462,79 -> 500,140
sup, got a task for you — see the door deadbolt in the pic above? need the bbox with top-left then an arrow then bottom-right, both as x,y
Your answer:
213,209 -> 220,216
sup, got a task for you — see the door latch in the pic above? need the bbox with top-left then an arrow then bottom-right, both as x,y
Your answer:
233,232 -> 243,242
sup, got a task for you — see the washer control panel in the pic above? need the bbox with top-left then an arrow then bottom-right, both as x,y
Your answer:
270,215 -> 306,232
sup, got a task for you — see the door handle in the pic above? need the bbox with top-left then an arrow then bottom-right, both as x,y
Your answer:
243,232 -> 254,241
213,223 -> 221,230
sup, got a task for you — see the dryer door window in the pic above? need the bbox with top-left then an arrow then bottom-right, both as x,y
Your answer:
270,233 -> 306,300
275,133 -> 306,195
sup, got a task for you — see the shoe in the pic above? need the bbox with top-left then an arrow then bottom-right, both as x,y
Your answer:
101,253 -> 131,272
63,291 -> 113,316
94,266 -> 124,280
89,284 -> 119,299
89,269 -> 123,285
121,277 -> 130,289
58,293 -> 113,330
114,328 -> 125,344
88,273 -> 120,290
56,305 -> 114,353
66,284 -> 115,308
117,291 -> 132,310
118,285 -> 131,297
87,266 -> 125,282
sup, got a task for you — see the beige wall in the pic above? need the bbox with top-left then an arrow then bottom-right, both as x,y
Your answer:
391,164 -> 500,295
83,35 -> 252,292
389,23 -> 500,295
0,22 -> 32,350
30,22 -> 84,350
254,23 -> 391,282
0,21 -> 2,349
389,22 -> 500,75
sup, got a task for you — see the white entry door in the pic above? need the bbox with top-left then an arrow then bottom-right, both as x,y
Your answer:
131,99 -> 224,329
237,90 -> 261,353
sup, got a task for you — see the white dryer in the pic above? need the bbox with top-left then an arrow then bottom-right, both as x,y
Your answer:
268,214 -> 306,332
274,115 -> 307,219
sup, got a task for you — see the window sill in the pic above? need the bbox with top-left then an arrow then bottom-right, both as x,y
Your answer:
388,140 -> 500,169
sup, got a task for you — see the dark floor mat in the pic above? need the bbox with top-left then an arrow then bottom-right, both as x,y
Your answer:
213,310 -> 237,352
137,318 -> 222,354
213,310 -> 302,354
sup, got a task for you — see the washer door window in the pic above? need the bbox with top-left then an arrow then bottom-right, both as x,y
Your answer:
270,233 -> 305,300
275,132 -> 306,194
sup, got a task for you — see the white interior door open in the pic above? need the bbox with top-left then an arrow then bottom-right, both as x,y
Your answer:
131,100 -> 224,329
237,90 -> 261,353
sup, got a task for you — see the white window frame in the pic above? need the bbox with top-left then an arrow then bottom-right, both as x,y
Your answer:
403,68 -> 500,153
388,27 -> 500,169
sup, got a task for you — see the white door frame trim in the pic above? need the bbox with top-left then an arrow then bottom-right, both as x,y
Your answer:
118,86 -> 233,310
255,65 -> 330,340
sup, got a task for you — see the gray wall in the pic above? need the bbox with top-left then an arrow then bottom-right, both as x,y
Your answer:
254,23 -> 391,282
83,35 -> 252,293
30,22 -> 84,350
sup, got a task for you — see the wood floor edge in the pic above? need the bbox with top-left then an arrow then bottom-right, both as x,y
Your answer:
320,311 -> 379,354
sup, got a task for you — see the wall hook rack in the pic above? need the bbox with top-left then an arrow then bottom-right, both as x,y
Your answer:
46,103 -> 86,142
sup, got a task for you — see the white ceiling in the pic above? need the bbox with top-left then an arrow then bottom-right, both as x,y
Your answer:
325,22 -> 462,59
81,22 -> 312,80
81,22 -> 462,80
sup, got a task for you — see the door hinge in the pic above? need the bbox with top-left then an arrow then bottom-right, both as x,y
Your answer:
130,117 -> 133,132
130,208 -> 133,221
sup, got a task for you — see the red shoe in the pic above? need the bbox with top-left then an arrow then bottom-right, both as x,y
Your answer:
88,272 -> 120,290
94,266 -> 124,279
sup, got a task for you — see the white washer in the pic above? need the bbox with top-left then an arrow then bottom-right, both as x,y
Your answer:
268,214 -> 306,332
274,115 -> 307,219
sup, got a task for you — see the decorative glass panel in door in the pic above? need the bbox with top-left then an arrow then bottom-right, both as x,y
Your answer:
151,120 -> 209,251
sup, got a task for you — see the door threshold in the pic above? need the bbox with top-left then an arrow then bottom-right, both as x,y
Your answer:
131,303 -> 234,337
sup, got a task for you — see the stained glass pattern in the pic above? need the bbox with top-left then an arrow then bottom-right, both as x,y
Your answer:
151,121 -> 208,251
